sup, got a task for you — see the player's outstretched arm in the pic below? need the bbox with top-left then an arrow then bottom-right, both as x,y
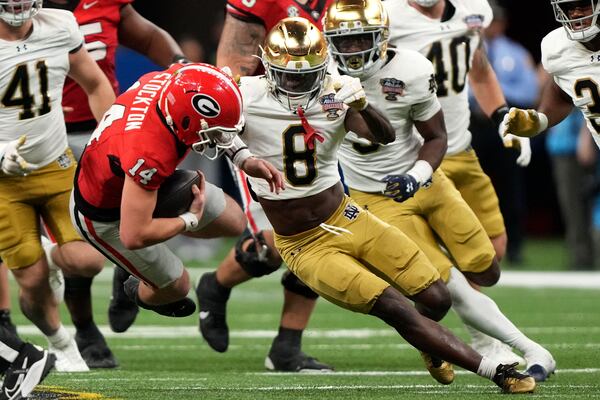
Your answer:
216,14 -> 266,77
68,47 -> 115,121
240,157 -> 285,195
118,5 -> 185,67
500,80 -> 573,141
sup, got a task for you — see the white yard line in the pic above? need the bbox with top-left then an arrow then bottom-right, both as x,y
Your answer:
16,325 -> 600,339
83,269 -> 600,288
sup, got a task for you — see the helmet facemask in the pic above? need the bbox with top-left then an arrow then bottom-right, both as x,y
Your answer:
412,0 -> 441,7
263,55 -> 328,111
552,0 -> 600,42
191,116 -> 245,160
326,28 -> 388,78
0,0 -> 42,27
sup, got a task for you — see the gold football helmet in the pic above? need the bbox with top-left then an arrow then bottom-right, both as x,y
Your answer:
323,0 -> 389,77
261,17 -> 329,110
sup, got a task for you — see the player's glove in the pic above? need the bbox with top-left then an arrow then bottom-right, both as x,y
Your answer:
493,106 -> 533,167
499,107 -> 548,138
382,174 -> 420,203
333,75 -> 368,111
0,136 -> 38,176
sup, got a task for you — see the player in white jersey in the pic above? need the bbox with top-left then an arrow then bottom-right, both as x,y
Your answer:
382,0 -> 545,371
0,0 -> 115,371
237,16 -> 536,394
325,0 -> 556,383
501,1 -> 600,150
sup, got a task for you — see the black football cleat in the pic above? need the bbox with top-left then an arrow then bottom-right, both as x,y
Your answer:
1,343 -> 55,400
492,362 -> 536,394
108,267 -> 139,333
195,272 -> 231,353
75,326 -> 118,369
123,276 -> 196,318
265,348 -> 334,372
0,311 -> 17,338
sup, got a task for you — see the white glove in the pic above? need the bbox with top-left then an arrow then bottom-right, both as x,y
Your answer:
0,136 -> 39,176
502,133 -> 532,167
333,75 -> 368,111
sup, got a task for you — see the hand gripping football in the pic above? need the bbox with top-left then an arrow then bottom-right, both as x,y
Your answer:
153,169 -> 202,218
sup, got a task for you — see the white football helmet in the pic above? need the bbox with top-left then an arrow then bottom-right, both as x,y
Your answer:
0,0 -> 42,26
413,0 -> 440,7
552,0 -> 600,42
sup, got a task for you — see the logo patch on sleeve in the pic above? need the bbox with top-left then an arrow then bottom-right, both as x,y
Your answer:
464,14 -> 484,30
319,93 -> 344,120
379,78 -> 405,101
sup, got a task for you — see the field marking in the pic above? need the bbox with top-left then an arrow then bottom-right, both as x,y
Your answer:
249,368 -> 600,377
16,325 -> 600,339
110,342 -> 600,352
76,269 -> 600,288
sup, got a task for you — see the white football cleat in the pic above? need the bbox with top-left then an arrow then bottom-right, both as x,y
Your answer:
41,235 -> 64,303
48,337 -> 89,372
471,334 -> 526,367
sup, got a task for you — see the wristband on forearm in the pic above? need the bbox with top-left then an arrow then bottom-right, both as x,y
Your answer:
171,54 -> 191,65
178,212 -> 199,232
491,105 -> 509,129
407,160 -> 433,184
225,136 -> 254,168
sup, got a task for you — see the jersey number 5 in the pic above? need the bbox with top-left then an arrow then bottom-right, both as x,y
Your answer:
283,125 -> 317,186
1,61 -> 50,120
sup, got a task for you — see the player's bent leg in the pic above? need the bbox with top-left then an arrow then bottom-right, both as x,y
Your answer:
446,268 -> 555,381
108,266 -> 139,333
462,260 -> 501,287
197,230 -> 280,352
0,262 -> 16,336
370,287 -> 535,393
409,280 -> 452,322
266,272 -> 332,372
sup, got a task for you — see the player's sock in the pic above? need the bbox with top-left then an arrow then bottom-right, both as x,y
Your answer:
446,268 -> 541,355
476,356 -> 498,379
46,325 -> 71,349
272,327 -> 303,352
64,276 -> 95,331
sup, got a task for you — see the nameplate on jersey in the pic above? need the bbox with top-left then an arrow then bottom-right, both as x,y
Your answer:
464,14 -> 484,31
319,93 -> 344,120
379,78 -> 405,101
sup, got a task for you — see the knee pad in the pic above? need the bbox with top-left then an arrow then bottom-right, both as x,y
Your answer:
280,270 -> 319,299
235,231 -> 280,277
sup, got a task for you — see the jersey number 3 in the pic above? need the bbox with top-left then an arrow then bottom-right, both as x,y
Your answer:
283,125 -> 317,186
1,61 -> 50,120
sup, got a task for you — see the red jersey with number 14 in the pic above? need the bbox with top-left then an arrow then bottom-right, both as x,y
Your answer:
75,64 -> 189,221
63,0 -> 132,124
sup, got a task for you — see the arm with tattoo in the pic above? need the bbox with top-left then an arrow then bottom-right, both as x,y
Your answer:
216,14 -> 266,76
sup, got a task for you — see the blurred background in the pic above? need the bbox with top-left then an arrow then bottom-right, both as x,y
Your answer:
121,0 -> 598,271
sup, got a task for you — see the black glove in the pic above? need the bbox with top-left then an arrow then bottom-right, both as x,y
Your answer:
382,174 -> 420,203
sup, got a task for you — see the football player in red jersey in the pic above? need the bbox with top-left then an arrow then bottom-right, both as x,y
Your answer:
196,0 -> 336,372
23,0 -> 189,369
71,63 -> 283,336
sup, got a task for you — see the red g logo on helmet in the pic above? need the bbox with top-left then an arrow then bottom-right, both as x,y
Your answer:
191,94 -> 221,118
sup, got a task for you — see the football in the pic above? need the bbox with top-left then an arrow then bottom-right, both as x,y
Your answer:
153,169 -> 201,218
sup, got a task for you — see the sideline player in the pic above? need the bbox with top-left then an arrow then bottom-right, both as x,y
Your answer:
325,0 -> 555,383
39,0 -> 190,369
0,0 -> 115,371
197,0 -> 336,371
382,0 -> 542,370
71,63 -> 284,324
236,16 -> 535,394
501,1 -> 600,150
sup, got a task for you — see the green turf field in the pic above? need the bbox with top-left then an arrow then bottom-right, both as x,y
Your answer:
8,262 -> 600,400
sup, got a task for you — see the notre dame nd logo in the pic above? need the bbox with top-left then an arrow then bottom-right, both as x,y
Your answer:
380,78 -> 405,101
319,93 -> 344,120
